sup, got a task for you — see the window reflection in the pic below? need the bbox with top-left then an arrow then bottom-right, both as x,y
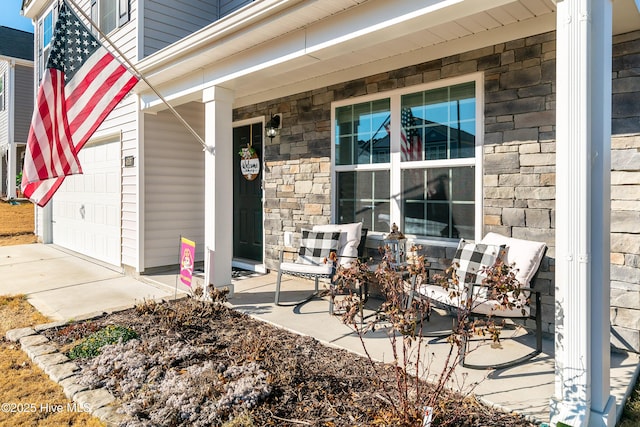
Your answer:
337,171 -> 390,232
335,99 -> 390,166
401,82 -> 476,162
401,167 -> 475,239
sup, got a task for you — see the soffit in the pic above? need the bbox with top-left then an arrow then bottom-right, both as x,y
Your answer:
137,0 -> 639,111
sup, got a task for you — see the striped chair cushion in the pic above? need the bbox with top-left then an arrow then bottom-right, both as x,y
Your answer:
296,230 -> 341,266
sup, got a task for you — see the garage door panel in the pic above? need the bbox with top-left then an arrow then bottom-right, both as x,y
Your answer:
52,140 -> 121,267
95,174 -> 105,193
107,172 -> 119,193
85,175 -> 94,193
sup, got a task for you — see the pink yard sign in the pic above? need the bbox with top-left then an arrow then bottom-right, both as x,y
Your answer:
179,237 -> 196,287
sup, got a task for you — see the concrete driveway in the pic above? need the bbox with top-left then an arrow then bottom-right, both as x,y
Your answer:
0,243 -> 175,321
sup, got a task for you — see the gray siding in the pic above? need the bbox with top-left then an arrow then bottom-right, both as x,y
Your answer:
13,65 -> 33,143
143,103 -> 205,269
143,0 -> 252,57
219,0 -> 251,16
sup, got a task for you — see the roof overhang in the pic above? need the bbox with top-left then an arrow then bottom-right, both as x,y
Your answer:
21,0 -> 52,19
129,0 -> 640,111
0,56 -> 34,67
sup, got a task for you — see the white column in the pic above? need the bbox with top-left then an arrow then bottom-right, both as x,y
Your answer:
7,60 -> 16,199
7,148 -> 16,199
41,203 -> 53,243
203,86 -> 234,295
0,149 -> 4,196
551,0 -> 615,426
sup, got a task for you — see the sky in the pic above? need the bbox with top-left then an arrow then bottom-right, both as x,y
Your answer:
0,0 -> 34,33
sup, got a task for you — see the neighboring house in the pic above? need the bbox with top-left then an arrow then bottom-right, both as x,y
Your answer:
20,0 -> 640,421
0,26 -> 34,200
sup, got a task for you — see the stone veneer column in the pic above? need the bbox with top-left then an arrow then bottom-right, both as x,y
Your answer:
551,0 -> 615,425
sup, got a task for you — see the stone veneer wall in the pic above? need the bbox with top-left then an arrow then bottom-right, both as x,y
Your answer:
234,30 -> 640,350
610,30 -> 640,351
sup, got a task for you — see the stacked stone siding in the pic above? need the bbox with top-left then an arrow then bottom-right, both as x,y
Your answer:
234,29 -> 640,351
482,31 -> 557,334
609,31 -> 640,350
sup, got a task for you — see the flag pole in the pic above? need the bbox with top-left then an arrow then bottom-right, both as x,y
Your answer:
63,0 -> 210,152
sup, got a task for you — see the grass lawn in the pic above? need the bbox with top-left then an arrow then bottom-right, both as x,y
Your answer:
0,296 -> 104,426
0,200 -> 37,246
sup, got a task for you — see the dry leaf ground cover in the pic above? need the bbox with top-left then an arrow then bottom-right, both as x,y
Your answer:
42,297 -> 536,427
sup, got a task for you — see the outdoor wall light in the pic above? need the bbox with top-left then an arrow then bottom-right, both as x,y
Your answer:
265,114 -> 281,140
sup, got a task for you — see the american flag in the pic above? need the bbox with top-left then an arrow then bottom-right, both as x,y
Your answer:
21,1 -> 139,207
401,107 -> 422,161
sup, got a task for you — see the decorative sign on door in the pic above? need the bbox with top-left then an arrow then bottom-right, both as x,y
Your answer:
239,145 -> 260,181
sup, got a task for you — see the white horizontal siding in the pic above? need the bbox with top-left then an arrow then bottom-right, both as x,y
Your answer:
14,65 -> 34,143
143,102 -> 205,269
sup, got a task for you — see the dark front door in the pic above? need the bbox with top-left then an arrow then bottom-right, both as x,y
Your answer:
233,123 -> 263,262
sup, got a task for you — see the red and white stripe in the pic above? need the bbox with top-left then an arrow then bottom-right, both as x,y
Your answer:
22,45 -> 138,207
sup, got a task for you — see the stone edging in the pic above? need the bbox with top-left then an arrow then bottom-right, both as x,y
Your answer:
5,324 -> 128,426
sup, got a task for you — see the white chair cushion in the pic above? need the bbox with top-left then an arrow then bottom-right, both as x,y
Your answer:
480,232 -> 546,288
280,261 -> 334,276
313,222 -> 362,266
417,283 -> 465,307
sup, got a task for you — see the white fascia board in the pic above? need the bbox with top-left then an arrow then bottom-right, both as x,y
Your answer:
138,0 -> 519,110
21,0 -> 51,19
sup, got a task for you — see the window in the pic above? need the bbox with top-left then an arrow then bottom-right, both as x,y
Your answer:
37,8 -> 56,81
333,76 -> 482,241
91,0 -> 129,35
0,73 -> 5,111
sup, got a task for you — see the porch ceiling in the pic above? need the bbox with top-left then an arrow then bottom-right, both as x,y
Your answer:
137,0 -> 639,112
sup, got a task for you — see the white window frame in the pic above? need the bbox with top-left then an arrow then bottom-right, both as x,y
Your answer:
91,0 -> 130,36
331,73 -> 484,244
37,6 -> 57,82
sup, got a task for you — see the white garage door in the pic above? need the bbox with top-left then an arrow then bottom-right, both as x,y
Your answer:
52,139 -> 121,266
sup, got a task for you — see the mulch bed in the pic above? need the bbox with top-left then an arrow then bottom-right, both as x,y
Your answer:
41,297 -> 536,427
